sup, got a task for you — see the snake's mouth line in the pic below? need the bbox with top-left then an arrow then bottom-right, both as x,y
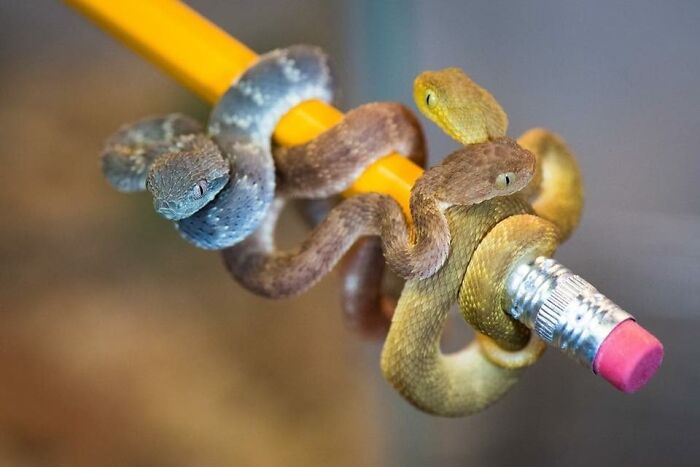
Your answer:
154,202 -> 188,221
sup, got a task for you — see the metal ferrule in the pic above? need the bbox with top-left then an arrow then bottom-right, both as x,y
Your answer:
506,256 -> 633,369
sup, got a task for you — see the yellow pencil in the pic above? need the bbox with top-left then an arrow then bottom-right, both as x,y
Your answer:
65,0 -> 422,213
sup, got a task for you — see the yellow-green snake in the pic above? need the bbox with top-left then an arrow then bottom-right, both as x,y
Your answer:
380,68 -> 584,416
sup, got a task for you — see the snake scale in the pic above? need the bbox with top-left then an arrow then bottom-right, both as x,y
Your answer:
101,46 -> 583,416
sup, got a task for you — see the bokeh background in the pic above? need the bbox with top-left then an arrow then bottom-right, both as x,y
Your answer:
0,0 -> 698,466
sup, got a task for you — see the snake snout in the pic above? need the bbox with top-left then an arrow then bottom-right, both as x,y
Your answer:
154,199 -> 188,221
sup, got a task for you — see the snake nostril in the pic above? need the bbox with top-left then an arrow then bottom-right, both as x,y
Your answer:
155,200 -> 177,220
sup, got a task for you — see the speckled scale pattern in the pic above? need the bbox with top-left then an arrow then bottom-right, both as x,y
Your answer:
102,114 -> 203,192
380,197 -> 531,416
458,213 -> 558,350
178,45 -> 333,248
223,137 -> 536,301
274,102 -> 426,197
224,193 -> 403,298
100,46 -> 333,249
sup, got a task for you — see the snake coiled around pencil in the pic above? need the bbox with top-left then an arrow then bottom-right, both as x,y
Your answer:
100,45 -> 583,416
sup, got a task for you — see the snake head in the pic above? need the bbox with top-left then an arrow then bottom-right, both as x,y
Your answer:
420,137 -> 536,206
146,134 -> 229,220
469,137 -> 535,201
413,68 -> 508,145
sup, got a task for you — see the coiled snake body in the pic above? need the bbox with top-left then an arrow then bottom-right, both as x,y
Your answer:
101,46 -> 583,416
103,45 -> 333,249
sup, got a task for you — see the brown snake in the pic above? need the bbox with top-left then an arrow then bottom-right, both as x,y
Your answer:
222,99 -> 534,296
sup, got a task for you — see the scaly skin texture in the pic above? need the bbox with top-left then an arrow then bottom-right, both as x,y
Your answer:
274,102 -> 426,198
378,71 -> 584,416
458,214 -> 559,350
518,128 -> 584,241
223,137 -> 534,296
347,72 -> 584,340
414,68 -> 508,145
102,45 -> 334,249
380,197 -> 536,416
101,114 -> 204,193
220,68 -> 572,416
100,56 -> 584,416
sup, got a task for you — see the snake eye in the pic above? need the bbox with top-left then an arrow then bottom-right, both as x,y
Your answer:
425,90 -> 436,108
193,179 -> 208,199
495,172 -> 515,190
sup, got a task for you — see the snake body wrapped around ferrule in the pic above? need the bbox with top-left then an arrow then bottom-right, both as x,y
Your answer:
381,196 -> 555,417
381,127 -> 661,415
380,129 -> 586,416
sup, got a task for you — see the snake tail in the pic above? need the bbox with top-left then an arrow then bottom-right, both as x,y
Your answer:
518,128 -> 583,241
101,114 -> 204,192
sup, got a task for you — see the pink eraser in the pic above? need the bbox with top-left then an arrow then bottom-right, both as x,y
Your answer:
592,320 -> 664,393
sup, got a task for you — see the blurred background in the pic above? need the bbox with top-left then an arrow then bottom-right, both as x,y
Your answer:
0,0 -> 698,465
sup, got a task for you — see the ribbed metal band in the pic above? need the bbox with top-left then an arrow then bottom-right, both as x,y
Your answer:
506,257 -> 633,368
536,274 -> 592,342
